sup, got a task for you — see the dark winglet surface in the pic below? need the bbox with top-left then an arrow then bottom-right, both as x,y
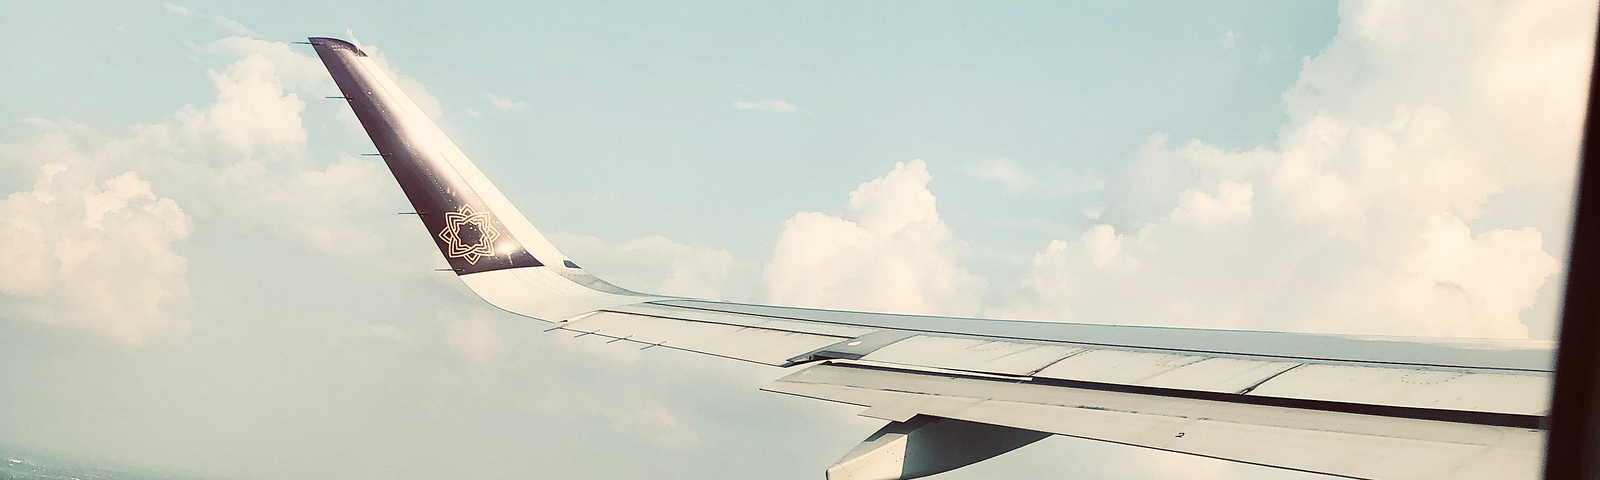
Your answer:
308,37 -> 542,273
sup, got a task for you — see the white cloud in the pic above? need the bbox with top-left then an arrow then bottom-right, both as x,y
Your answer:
764,160 -> 986,316
1220,30 -> 1238,49
206,36 -> 333,85
963,158 -> 1103,196
19,0 -> 1584,350
444,310 -> 505,365
162,3 -> 260,39
1001,110 -> 1562,336
733,100 -> 804,113
466,109 -> 482,118
0,164 -> 191,346
1168,180 -> 1253,226
1286,0 -> 1594,186
175,49 -> 312,153
176,38 -> 406,258
484,93 -> 527,112
997,0 -> 1592,338
0,35 -> 430,345
963,158 -> 1036,193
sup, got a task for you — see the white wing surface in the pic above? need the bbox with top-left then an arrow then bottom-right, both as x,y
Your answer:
308,37 -> 1552,480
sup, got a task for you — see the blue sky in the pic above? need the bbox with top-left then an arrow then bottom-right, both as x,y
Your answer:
1,1 -> 1336,262
0,1 -> 1595,480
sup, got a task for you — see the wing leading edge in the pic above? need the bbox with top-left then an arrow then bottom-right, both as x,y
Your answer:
307,37 -> 1552,480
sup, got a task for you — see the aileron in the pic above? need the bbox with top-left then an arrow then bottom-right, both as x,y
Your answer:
767,363 -> 1544,480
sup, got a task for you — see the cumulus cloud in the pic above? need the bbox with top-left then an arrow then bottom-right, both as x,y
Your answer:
996,0 -> 1592,338
12,0 -> 1585,350
0,31 -> 433,345
0,163 -> 190,346
444,310 -> 505,365
172,43 -> 317,154
159,37 -> 406,257
484,93 -> 527,112
764,160 -> 987,316
733,100 -> 804,113
1220,30 -> 1238,49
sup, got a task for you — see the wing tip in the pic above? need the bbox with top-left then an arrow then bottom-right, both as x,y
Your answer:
307,37 -> 366,57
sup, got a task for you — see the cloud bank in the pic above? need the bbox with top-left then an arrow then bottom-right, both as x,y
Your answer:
7,0 -> 1590,349
0,33 -> 432,345
764,160 -> 988,317
574,0 -> 1592,342
0,162 -> 190,346
997,0 -> 1596,337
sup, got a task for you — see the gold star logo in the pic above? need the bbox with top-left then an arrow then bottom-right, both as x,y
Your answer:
439,205 -> 499,265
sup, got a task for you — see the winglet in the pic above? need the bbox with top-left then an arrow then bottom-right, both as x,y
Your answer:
309,37 -> 560,274
309,36 -> 366,56
310,37 -> 657,320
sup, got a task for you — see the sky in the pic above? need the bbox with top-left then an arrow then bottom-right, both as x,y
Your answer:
0,1 -> 1596,480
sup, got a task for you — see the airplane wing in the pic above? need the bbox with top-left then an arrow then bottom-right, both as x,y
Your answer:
307,37 -> 1553,480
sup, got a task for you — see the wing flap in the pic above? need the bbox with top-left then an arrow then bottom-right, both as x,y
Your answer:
1106,356 -> 1303,393
766,363 -> 1544,480
612,302 -> 1552,416
657,300 -> 1554,371
1245,363 -> 1551,416
859,335 -> 1085,376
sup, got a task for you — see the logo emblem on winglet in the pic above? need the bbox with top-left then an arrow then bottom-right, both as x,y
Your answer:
439,205 -> 499,265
